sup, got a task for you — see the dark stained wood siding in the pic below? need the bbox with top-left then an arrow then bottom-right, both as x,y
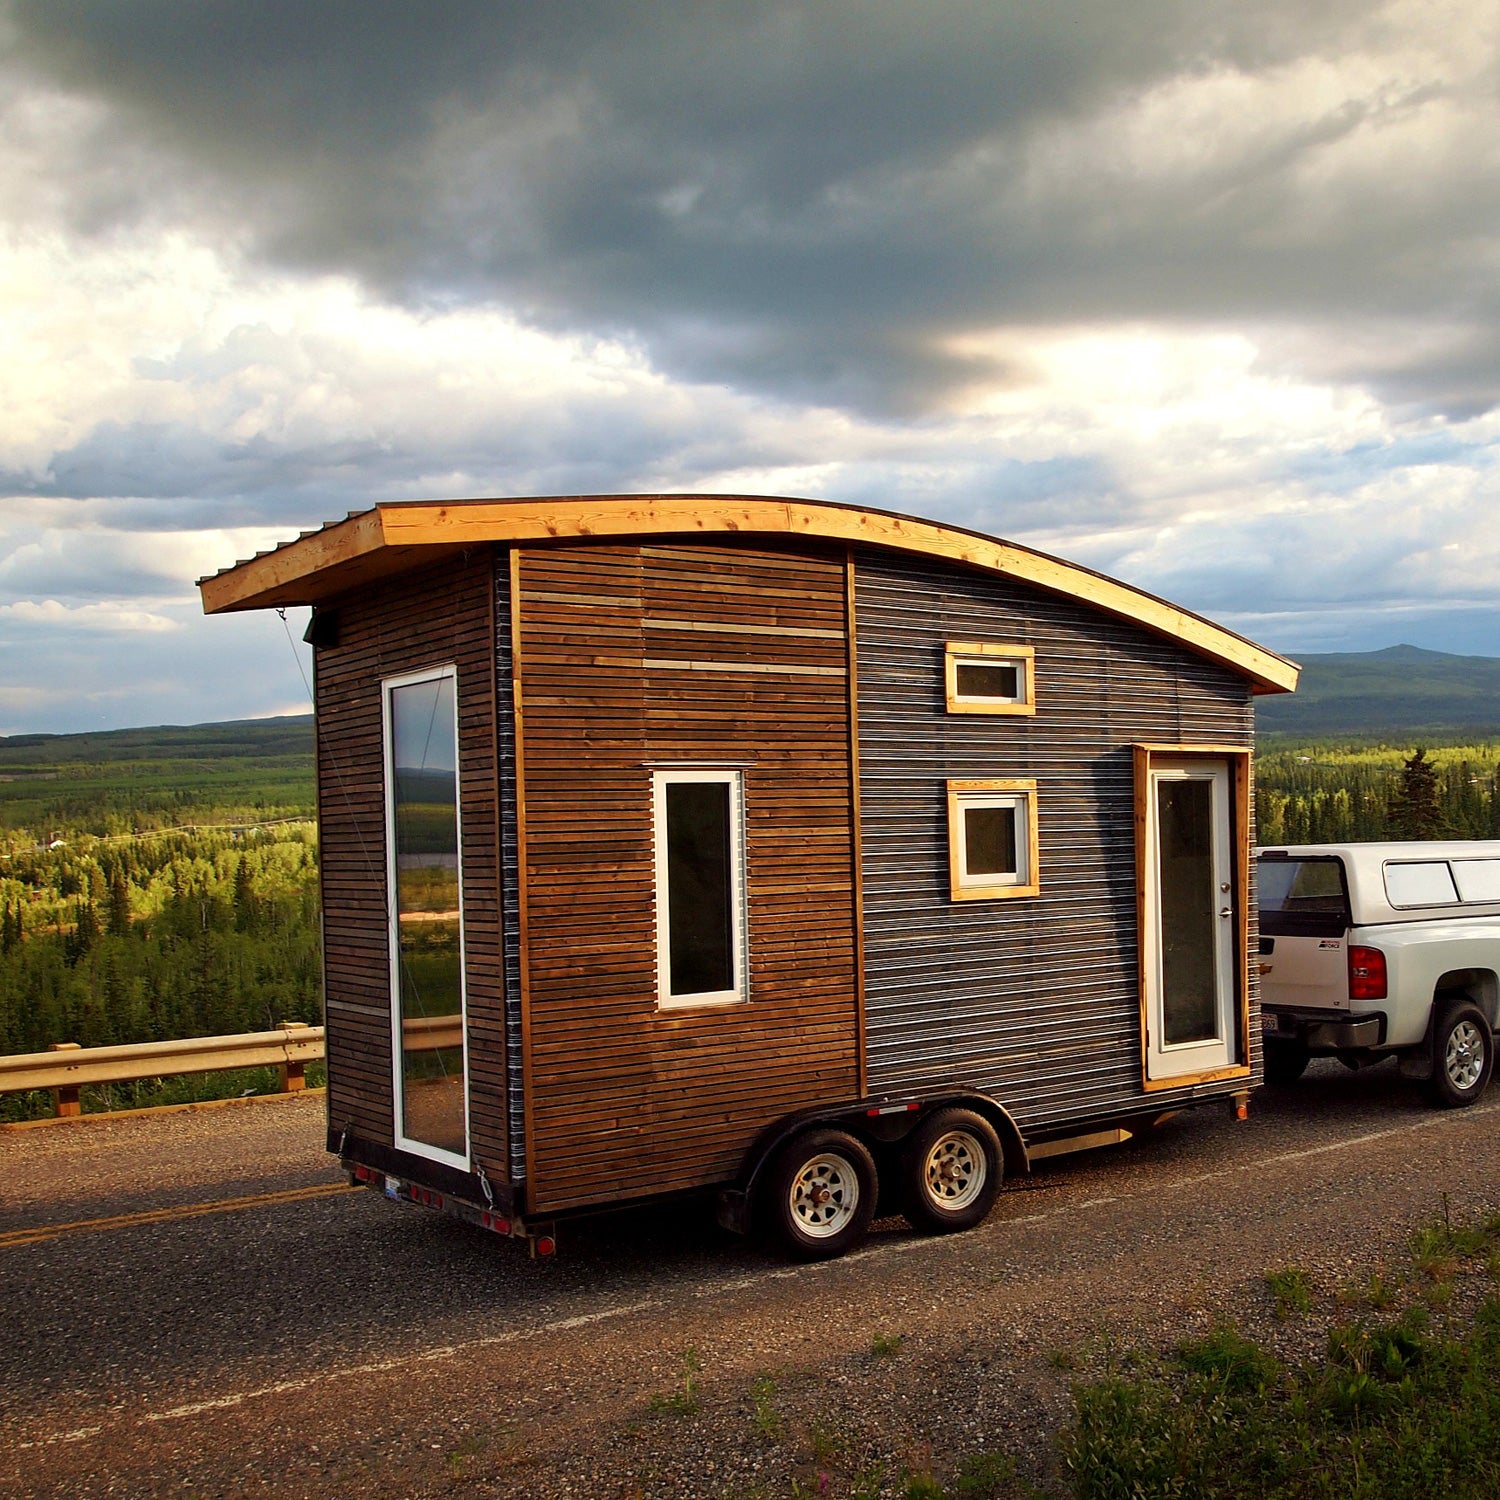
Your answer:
516,541 -> 858,1213
854,547 -> 1257,1133
314,551 -> 509,1180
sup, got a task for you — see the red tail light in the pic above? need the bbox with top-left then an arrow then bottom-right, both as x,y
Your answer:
1348,945 -> 1387,1000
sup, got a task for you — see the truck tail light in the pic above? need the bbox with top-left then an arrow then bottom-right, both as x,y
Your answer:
1348,945 -> 1387,1001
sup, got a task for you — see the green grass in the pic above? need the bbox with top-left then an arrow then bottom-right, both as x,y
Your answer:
785,1214 -> 1500,1499
648,1348 -> 701,1415
1059,1215 -> 1500,1500
1265,1265 -> 1316,1320
751,1372 -> 783,1439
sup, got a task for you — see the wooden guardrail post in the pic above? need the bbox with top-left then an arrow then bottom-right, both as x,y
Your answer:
47,1042 -> 82,1118
278,1021 -> 312,1093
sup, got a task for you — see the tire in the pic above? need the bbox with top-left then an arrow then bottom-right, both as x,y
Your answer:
1428,997 -> 1494,1108
1264,1037 -> 1311,1086
761,1128 -> 878,1261
899,1107 -> 1004,1235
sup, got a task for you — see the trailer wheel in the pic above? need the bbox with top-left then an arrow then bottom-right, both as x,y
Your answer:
900,1108 -> 1003,1235
1428,997 -> 1493,1108
1263,1038 -> 1310,1086
761,1129 -> 877,1261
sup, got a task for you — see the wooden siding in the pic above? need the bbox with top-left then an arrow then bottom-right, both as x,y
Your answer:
854,548 -> 1257,1134
515,541 -> 858,1214
314,552 -> 510,1181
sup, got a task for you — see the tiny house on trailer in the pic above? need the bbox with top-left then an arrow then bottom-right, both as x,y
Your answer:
199,496 -> 1300,1259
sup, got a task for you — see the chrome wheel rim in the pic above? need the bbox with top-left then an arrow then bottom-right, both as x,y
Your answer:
922,1129 -> 987,1211
1445,1020 -> 1486,1092
789,1153 -> 860,1239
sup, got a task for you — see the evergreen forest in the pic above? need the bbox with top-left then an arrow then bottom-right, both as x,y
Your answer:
0,718 -> 319,1114
5,713 -> 1500,1115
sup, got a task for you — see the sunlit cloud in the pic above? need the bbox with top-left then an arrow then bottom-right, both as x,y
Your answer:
0,0 -> 1497,731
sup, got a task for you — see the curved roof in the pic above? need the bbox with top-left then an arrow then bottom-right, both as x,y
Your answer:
198,494 -> 1299,693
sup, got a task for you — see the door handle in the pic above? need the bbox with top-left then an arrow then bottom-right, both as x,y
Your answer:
1219,907 -> 1232,918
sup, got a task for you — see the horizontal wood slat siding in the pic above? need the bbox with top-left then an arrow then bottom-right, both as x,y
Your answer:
854,548 -> 1257,1132
315,552 -> 510,1181
517,541 -> 858,1213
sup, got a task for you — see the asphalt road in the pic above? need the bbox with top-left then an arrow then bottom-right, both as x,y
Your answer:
3,1064 -> 1498,1498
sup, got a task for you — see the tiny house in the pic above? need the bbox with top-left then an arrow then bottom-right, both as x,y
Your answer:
200,495 -> 1299,1258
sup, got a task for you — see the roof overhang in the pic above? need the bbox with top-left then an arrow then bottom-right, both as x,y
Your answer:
198,494 -> 1299,694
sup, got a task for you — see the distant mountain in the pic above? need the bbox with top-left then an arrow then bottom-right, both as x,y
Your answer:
0,714 -> 314,770
1259,646 -> 1500,738
3,648 -> 1495,760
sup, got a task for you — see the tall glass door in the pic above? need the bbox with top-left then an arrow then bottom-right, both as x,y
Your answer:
384,666 -> 469,1167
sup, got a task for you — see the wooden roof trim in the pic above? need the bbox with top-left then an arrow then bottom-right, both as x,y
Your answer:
198,494 -> 1300,693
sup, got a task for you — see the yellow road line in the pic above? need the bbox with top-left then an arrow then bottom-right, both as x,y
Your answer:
0,1181 -> 361,1249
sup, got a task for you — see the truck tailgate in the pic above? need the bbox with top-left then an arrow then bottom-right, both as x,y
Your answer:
1261,932 -> 1349,1012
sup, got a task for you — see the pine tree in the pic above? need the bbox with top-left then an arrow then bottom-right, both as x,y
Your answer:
65,899 -> 99,966
106,871 -> 132,939
1390,747 -> 1444,839
233,857 -> 258,934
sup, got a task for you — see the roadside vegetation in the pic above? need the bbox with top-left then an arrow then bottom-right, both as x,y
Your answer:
0,718 -> 318,1119
1057,1212 -> 1500,1500
5,721 -> 1500,1120
1256,738 -> 1500,845
703,1212 -> 1500,1498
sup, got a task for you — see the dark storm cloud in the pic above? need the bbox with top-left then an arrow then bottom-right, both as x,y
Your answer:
12,0 -> 1487,415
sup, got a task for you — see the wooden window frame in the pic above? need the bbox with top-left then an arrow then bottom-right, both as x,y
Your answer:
652,767 -> 749,1009
1133,743 -> 1252,1093
947,778 -> 1040,901
382,662 -> 472,1171
944,641 -> 1036,715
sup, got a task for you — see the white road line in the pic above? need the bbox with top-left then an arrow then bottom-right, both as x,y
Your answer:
693,1101 -> 1500,1285
17,1300 -> 661,1448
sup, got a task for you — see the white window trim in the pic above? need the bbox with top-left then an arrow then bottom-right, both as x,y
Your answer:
382,663 -> 471,1171
944,641 -> 1036,716
653,767 -> 748,1008
947,778 -> 1040,900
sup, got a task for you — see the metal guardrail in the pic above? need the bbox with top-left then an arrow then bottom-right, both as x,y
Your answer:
0,1024 -> 327,1117
0,1015 -> 465,1118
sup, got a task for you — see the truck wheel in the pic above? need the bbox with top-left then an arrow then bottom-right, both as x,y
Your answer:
761,1129 -> 878,1261
899,1108 -> 1003,1234
1428,998 -> 1494,1108
1264,1038 -> 1310,1086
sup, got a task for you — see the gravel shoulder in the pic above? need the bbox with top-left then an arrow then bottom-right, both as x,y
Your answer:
4,1065 -> 1498,1497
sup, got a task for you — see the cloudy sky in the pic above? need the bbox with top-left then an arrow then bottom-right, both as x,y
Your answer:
2,0 -> 1498,734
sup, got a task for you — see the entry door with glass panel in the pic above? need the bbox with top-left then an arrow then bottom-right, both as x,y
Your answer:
384,666 -> 469,1168
1143,757 -> 1236,1080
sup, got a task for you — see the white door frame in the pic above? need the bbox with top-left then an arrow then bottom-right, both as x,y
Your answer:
1136,747 -> 1248,1087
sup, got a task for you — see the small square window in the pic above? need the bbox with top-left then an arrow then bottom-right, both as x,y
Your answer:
947,779 -> 1040,900
945,642 -> 1035,715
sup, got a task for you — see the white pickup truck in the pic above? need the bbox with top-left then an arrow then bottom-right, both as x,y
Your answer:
1256,842 -> 1500,1106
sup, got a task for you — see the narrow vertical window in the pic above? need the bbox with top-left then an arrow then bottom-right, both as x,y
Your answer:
947,779 -> 1040,899
384,666 -> 468,1167
654,769 -> 747,1006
